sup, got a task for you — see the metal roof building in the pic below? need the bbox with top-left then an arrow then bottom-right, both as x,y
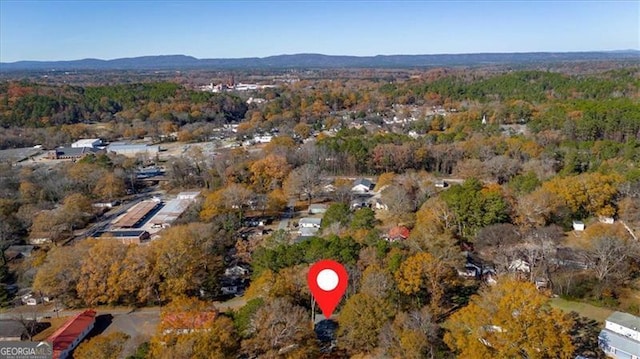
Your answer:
113,201 -> 161,228
71,139 -> 101,148
106,143 -> 159,156
150,199 -> 192,227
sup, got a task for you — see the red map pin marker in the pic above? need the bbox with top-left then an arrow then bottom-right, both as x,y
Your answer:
308,259 -> 348,319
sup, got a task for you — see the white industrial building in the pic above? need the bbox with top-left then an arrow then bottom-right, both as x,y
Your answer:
71,139 -> 102,148
106,143 -> 160,156
149,191 -> 201,229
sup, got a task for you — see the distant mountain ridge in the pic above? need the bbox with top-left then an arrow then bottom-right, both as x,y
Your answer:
1,51 -> 639,71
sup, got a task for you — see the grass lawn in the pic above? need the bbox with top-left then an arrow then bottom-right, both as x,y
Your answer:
550,297 -> 614,324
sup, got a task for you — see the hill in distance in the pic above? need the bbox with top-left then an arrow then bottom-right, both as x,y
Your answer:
1,51 -> 639,71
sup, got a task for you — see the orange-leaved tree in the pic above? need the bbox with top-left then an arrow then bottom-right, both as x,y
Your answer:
444,279 -> 574,359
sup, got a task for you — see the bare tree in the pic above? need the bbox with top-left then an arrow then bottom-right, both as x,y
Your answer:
518,225 -> 563,283
486,155 -> 521,184
283,164 -> 322,206
583,236 -> 640,284
242,298 -> 318,357
475,223 -> 522,273
381,184 -> 415,216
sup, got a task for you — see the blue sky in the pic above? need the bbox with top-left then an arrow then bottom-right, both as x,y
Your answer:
1,0 -> 638,62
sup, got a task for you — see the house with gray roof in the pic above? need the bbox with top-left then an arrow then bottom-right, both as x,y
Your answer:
599,311 -> 640,358
351,178 -> 375,193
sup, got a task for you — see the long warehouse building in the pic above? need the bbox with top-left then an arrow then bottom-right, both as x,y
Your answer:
113,200 -> 162,228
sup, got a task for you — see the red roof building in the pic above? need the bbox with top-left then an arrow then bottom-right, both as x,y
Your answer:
47,309 -> 96,359
388,226 -> 410,242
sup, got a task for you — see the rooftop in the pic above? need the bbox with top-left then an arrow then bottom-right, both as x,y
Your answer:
599,328 -> 640,355
107,143 -> 158,151
177,191 -> 201,198
151,199 -> 192,224
72,138 -> 101,146
48,310 -> 96,357
299,217 -> 322,225
52,147 -> 100,157
389,226 -> 410,239
353,178 -> 374,187
100,230 -> 149,238
113,201 -> 161,228
607,311 -> 640,330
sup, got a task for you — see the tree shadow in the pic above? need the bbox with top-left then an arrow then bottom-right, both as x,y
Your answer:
568,312 -> 607,359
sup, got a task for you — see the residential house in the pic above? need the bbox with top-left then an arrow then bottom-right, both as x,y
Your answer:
0,320 -> 28,341
350,198 -> 370,210
48,309 -> 96,359
387,226 -> 410,242
351,178 -> 375,193
599,311 -> 640,358
253,135 -> 273,144
508,259 -> 531,273
224,265 -> 249,278
323,184 -> 336,193
28,232 -> 52,245
299,217 -> 322,228
372,198 -> 388,211
308,204 -> 328,214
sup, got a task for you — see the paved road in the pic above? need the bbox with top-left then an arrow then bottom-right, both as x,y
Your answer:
0,295 -> 246,321
277,199 -> 297,230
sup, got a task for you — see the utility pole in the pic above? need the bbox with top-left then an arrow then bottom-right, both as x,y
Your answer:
311,295 -> 315,325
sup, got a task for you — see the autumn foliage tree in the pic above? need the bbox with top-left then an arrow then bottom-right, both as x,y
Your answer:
379,306 -> 440,359
74,332 -> 130,359
444,279 -> 574,359
542,172 -> 622,218
337,293 -> 394,355
76,239 -> 128,305
241,298 -> 318,358
150,297 -> 238,359
249,154 -> 291,193
394,252 -> 457,312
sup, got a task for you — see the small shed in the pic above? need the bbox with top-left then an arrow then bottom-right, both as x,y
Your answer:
599,216 -> 615,224
572,221 -> 585,231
